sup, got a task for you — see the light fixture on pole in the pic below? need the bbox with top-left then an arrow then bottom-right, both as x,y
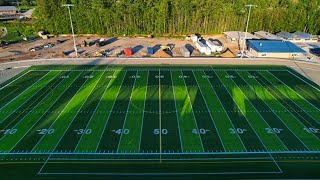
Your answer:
241,4 -> 257,58
62,4 -> 78,57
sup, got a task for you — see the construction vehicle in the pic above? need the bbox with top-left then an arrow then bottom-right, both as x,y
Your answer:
81,40 -> 90,47
160,44 -> 175,51
96,38 -> 107,47
160,45 -> 171,51
95,51 -> 103,57
81,40 -> 96,47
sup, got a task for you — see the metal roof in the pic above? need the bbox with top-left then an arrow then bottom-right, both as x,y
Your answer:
23,9 -> 34,16
248,40 -> 306,53
276,32 -> 293,39
293,31 -> 312,39
254,31 -> 282,40
224,31 -> 259,40
208,40 -> 221,46
0,6 -> 17,12
276,31 -> 306,39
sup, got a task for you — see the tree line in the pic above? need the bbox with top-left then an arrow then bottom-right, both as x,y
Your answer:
0,0 -> 36,6
34,0 -> 320,36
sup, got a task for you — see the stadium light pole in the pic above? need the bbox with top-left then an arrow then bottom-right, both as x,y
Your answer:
241,4 -> 257,58
62,4 -> 78,57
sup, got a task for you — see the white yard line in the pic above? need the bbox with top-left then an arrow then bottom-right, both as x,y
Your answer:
9,71 -> 80,152
270,71 -> 320,110
0,70 -> 31,91
230,71 -> 289,151
138,71 -> 149,152
37,153 -> 53,174
215,70 -> 282,172
159,69 -> 162,162
295,85 -> 320,101
170,71 -> 184,152
30,70 -> 88,152
35,70 -> 104,154
206,68 -> 247,151
0,72 -> 61,142
180,70 -> 205,152
94,71 -> 127,152
264,71 -> 320,126
247,72 -> 313,151
73,69 -> 116,152
192,70 -> 226,152
0,71 -> 51,112
116,71 -> 138,153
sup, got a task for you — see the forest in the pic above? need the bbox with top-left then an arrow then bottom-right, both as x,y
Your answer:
33,0 -> 320,35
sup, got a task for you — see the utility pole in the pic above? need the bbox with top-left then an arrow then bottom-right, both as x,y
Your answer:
62,4 -> 78,57
241,4 -> 257,58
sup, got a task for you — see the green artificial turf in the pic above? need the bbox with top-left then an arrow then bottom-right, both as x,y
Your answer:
0,65 -> 319,179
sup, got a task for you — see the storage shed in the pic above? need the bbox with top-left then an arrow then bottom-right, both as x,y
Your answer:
248,40 -> 306,59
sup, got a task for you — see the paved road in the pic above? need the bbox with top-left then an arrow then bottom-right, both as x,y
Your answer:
0,58 -> 319,85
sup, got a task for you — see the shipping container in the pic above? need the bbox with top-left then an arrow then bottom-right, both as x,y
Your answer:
124,48 -> 133,56
191,34 -> 198,43
195,41 -> 207,53
147,47 -> 154,55
180,46 -> 190,57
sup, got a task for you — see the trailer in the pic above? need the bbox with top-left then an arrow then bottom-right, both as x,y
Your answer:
207,39 -> 223,52
191,34 -> 198,43
180,46 -> 190,57
205,47 -> 212,56
195,41 -> 207,53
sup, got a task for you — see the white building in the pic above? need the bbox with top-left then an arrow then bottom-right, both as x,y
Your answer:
254,31 -> 282,40
248,40 -> 306,59
276,31 -> 318,43
292,32 -> 318,43
0,6 -> 18,15
224,31 -> 259,43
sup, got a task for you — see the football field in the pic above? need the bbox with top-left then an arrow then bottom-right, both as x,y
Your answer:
0,65 -> 319,178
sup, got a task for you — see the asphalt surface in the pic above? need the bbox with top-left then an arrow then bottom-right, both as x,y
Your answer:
0,58 -> 319,85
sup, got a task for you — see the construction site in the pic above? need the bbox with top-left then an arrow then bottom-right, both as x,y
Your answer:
0,33 -> 239,62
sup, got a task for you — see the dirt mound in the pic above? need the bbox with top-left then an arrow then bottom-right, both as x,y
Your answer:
152,50 -> 172,58
220,48 -> 235,58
